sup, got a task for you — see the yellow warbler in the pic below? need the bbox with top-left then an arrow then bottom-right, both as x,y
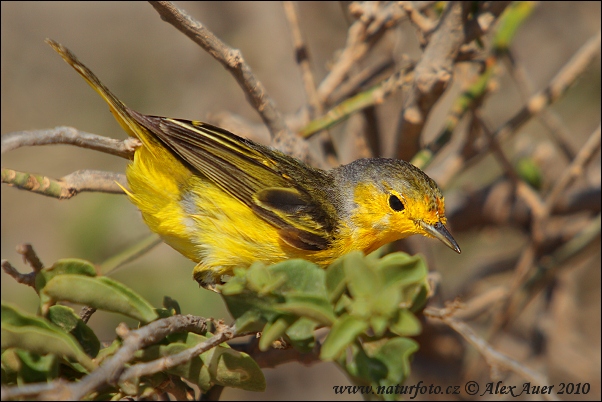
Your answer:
47,40 -> 460,289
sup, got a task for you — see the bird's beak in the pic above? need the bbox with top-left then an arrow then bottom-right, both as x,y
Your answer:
419,221 -> 461,254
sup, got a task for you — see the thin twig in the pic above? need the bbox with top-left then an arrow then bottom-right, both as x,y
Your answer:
438,30 -> 601,186
400,1 -> 436,41
149,1 -> 285,137
16,243 -> 44,272
1,127 -> 138,158
30,315 -> 213,400
318,2 -> 405,105
503,52 -> 576,161
543,125 -> 601,213
2,168 -> 127,199
1,259 -> 37,289
283,1 -> 322,118
119,322 -> 236,383
425,306 -> 560,401
149,1 -> 318,165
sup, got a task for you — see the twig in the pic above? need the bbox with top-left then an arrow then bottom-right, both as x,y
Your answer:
149,1 -> 318,164
328,58 -> 396,105
318,2 -> 405,105
99,233 -> 163,275
400,1 -> 437,41
2,168 -> 127,199
300,64 -> 414,138
543,125 -> 601,214
29,315 -> 213,400
1,259 -> 37,289
149,1 -> 285,137
0,126 -> 138,158
283,1 -> 322,118
425,306 -> 560,401
438,30 -> 601,186
503,52 -> 576,161
493,31 -> 601,153
16,243 -> 44,272
119,321 -> 236,383
394,2 -> 468,161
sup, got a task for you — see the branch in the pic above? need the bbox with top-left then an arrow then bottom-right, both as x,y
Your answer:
437,30 -> 601,188
2,168 -> 127,199
1,244 -> 45,290
317,2 -> 402,105
1,126 -> 138,158
30,315 -> 214,400
149,1 -> 318,165
283,1 -> 322,118
425,305 -> 560,401
394,1 -> 468,160
543,125 -> 601,214
119,321 -> 236,383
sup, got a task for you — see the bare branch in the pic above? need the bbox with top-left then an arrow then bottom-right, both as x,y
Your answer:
16,243 -> 44,272
394,2 -> 467,160
34,315 -> 213,400
283,1 -> 322,118
543,125 -> 601,213
438,30 -> 601,187
2,168 -> 127,199
1,126 -> 138,159
119,322 -> 236,383
425,306 -> 560,401
318,2 -> 405,105
1,259 -> 37,289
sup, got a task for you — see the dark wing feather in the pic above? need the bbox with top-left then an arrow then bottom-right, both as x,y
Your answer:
132,112 -> 337,250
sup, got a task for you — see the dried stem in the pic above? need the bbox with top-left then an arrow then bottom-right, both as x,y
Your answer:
425,306 -> 560,401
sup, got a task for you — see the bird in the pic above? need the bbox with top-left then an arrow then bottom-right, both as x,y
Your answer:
47,39 -> 460,290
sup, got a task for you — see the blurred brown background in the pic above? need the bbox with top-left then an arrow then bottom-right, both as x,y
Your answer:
2,2 -> 600,400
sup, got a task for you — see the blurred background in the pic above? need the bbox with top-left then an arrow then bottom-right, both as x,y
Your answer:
2,2 -> 600,400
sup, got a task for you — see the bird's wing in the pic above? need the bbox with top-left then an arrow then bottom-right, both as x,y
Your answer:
133,114 -> 335,250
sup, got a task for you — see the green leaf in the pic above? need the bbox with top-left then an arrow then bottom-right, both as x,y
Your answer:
259,316 -> 295,351
320,315 -> 369,361
269,259 -> 327,296
370,316 -> 389,338
285,317 -> 317,352
377,253 -> 426,288
206,347 -> 266,392
35,258 -> 97,293
13,350 -> 59,384
343,252 -> 379,299
1,302 -> 96,372
41,275 -> 158,323
325,256 -> 347,303
47,305 -> 100,358
231,310 -> 266,334
371,283 -> 402,319
390,309 -> 422,337
246,262 -> 279,294
277,294 -> 336,326
354,345 -> 389,385
372,337 -> 419,386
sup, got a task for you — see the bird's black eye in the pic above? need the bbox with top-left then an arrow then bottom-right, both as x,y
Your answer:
389,194 -> 405,212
